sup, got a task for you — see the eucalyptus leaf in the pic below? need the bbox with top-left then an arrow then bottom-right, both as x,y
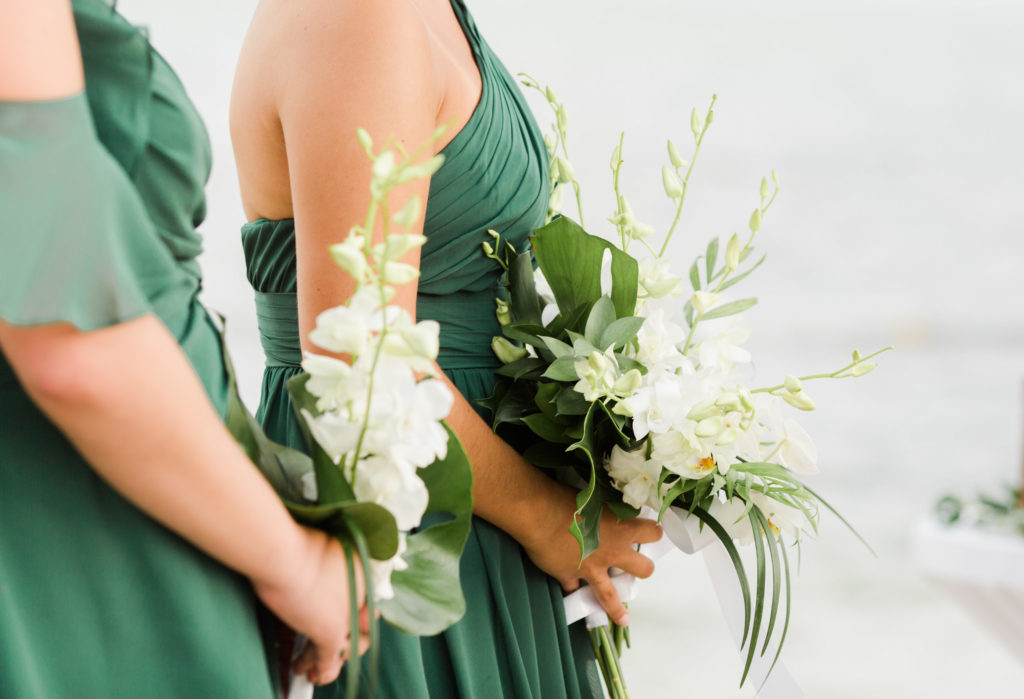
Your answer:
599,316 -> 645,351
542,355 -> 579,382
705,237 -> 719,284
584,296 -> 617,346
540,335 -> 575,358
701,297 -> 758,321
720,253 -> 767,292
495,356 -> 547,380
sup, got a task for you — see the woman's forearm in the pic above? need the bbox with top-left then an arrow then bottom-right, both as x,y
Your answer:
0,315 -> 312,592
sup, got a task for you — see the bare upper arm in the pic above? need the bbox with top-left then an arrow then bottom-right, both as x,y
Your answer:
234,0 -> 443,347
0,0 -> 83,100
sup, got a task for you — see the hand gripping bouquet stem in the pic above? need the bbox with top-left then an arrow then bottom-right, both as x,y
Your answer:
480,77 -> 890,698
225,126 -> 473,699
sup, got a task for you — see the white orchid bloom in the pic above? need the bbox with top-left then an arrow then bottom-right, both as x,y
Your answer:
696,320 -> 752,371
605,445 -> 662,509
638,257 -> 684,299
301,353 -> 355,412
300,409 -> 362,466
749,491 -> 811,539
650,427 -> 714,480
573,348 -> 621,402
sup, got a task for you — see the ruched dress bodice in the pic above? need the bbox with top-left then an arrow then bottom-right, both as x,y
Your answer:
0,1 -> 275,697
240,1 -> 600,697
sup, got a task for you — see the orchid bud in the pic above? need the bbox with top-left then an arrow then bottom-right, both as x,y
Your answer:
491,336 -> 528,364
667,139 -> 686,169
554,156 -> 575,184
557,105 -> 568,133
715,391 -> 742,412
495,298 -> 511,326
383,261 -> 420,285
614,369 -> 643,396
662,165 -> 683,199
690,291 -> 718,313
771,169 -> 780,185
849,362 -> 877,377
549,183 -> 565,212
715,427 -> 741,446
690,108 -> 702,140
781,390 -> 816,411
544,134 -> 556,153
482,241 -> 494,257
696,416 -> 724,438
392,196 -> 421,227
738,387 -> 754,412
356,128 -> 373,155
852,349 -> 862,362
687,399 -> 719,422
783,375 -> 802,393
725,233 -> 741,272
610,143 -> 622,169
329,242 -> 367,282
545,85 -> 558,103
749,208 -> 762,234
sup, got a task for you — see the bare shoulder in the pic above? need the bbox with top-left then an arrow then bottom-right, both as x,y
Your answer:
236,0 -> 438,114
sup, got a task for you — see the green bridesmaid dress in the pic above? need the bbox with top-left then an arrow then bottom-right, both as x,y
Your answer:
0,2 -> 275,697
241,1 -> 601,697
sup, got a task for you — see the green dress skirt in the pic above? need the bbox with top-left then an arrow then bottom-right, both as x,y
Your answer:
241,1 -> 600,697
0,2 -> 275,696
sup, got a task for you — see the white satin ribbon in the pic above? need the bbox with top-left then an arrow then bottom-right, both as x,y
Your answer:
562,507 -> 803,698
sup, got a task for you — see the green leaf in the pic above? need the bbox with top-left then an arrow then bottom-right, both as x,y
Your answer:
502,322 -> 547,348
742,508 -> 768,687
705,237 -> 719,284
765,541 -> 793,681
534,382 -> 562,421
720,253 -> 767,291
555,387 -> 590,416
599,316 -> 645,351
689,258 -> 701,291
495,357 -> 547,380
508,251 -> 544,325
614,354 -> 646,375
691,507 -> 752,647
568,332 -> 599,358
701,297 -> 758,321
606,499 -> 641,521
285,373 -> 356,503
540,335 -> 574,358
380,424 -> 474,635
489,380 -> 536,429
566,403 -> 603,560
533,217 -> 639,320
546,302 -> 591,338
521,440 -> 573,470
584,296 -> 617,346
542,355 -> 579,382
752,510 -> 782,661
286,499 -> 399,560
522,413 -> 575,444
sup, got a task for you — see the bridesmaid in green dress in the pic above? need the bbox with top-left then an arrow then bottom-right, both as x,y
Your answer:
0,1 -> 361,695
231,0 -> 661,696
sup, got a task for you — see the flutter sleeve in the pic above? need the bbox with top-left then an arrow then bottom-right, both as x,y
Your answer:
0,92 -> 179,330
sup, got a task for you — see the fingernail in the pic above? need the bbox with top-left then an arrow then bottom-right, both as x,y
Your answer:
618,612 -> 630,627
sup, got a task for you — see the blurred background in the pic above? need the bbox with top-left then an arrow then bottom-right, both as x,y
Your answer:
120,0 -> 1024,695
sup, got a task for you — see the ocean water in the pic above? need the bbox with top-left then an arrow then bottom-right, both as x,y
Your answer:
119,0 -> 1024,695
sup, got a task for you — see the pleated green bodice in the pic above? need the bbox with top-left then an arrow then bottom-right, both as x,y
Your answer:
0,2 -> 274,696
241,1 -> 600,696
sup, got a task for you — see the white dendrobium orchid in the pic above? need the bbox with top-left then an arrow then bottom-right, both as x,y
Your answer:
650,427 -> 715,480
605,445 -> 662,509
574,348 -> 638,403
695,320 -> 753,372
638,257 -> 684,299
633,309 -> 690,374
749,491 -> 811,539
354,455 -> 429,531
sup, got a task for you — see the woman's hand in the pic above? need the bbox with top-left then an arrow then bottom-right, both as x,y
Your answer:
253,528 -> 368,686
517,482 -> 662,627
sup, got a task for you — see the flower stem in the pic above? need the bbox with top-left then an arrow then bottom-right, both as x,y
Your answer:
751,346 -> 894,394
660,94 -> 717,258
